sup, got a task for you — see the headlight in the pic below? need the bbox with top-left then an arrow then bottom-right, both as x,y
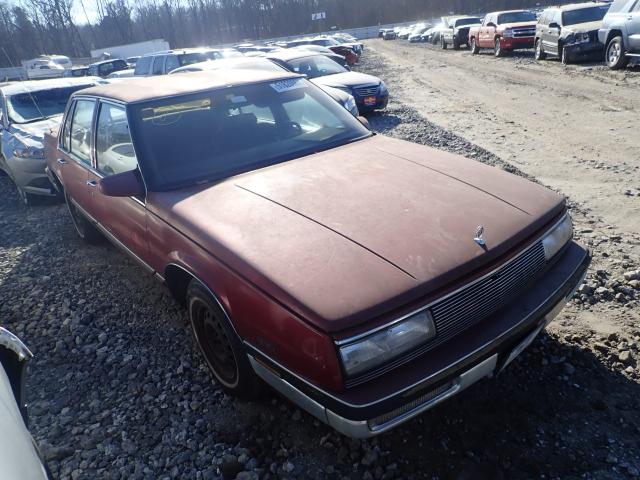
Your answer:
503,29 -> 514,38
565,33 -> 576,44
344,95 -> 359,117
13,147 -> 45,159
339,310 -> 436,377
541,213 -> 573,261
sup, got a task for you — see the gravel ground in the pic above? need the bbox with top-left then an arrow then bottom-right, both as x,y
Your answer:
0,47 -> 639,480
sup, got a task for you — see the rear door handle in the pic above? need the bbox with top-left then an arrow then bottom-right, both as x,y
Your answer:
86,180 -> 97,187
56,158 -> 67,165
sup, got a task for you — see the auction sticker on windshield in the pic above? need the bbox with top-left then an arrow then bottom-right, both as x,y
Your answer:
270,78 -> 305,93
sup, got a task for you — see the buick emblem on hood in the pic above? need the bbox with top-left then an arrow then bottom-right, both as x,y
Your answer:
474,225 -> 486,246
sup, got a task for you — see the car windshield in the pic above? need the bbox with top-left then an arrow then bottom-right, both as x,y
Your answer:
284,55 -> 347,78
456,18 -> 481,27
311,38 -> 339,46
562,6 -> 608,26
53,58 -> 68,65
179,52 -> 219,66
129,79 -> 371,190
497,11 -> 537,23
7,85 -> 93,124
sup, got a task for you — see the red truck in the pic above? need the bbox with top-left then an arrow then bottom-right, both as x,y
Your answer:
469,10 -> 538,57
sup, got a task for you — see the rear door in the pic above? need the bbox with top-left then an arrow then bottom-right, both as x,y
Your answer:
57,98 -> 96,214
628,0 -> 640,51
92,100 -> 150,266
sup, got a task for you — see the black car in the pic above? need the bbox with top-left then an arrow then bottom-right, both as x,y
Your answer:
535,3 -> 610,64
266,50 -> 389,113
62,66 -> 88,77
441,17 -> 483,49
87,59 -> 129,78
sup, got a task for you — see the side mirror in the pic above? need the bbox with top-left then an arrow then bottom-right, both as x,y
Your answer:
548,22 -> 560,29
99,169 -> 145,197
357,116 -> 370,129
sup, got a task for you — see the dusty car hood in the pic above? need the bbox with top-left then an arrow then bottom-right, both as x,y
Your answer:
562,21 -> 603,34
148,135 -> 563,332
311,72 -> 380,89
8,116 -> 62,148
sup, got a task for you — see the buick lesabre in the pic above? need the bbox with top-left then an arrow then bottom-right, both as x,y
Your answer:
44,70 -> 590,438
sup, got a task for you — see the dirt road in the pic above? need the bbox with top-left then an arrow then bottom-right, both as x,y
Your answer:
365,39 -> 640,237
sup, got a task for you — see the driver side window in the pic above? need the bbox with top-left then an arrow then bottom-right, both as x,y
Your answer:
96,102 -> 138,176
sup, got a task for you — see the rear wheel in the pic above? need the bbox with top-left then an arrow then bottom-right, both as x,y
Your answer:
606,36 -> 628,70
494,38 -> 504,57
535,39 -> 546,61
65,192 -> 103,244
187,280 -> 261,399
470,37 -> 479,54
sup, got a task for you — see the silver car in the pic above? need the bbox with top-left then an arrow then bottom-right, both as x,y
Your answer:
0,327 -> 50,479
0,77 -> 102,205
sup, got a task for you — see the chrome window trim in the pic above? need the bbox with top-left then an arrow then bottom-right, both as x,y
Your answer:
335,211 -> 570,347
244,245 -> 584,410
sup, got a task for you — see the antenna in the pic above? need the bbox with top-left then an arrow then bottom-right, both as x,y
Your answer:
1,47 -> 48,122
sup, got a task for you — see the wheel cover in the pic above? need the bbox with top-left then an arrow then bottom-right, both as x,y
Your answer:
495,39 -> 501,55
191,298 -> 238,386
608,43 -> 620,64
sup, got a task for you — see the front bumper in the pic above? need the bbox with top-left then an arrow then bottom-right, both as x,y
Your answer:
356,93 -> 389,112
501,36 -> 535,50
564,41 -> 603,57
247,241 -> 590,438
3,155 -> 55,196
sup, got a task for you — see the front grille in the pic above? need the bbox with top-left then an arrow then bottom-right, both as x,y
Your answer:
512,27 -> 536,38
368,381 -> 454,430
353,85 -> 379,97
344,241 -> 547,388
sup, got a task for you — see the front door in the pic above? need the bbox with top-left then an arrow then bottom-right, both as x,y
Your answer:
628,0 -> 640,51
92,100 -> 150,267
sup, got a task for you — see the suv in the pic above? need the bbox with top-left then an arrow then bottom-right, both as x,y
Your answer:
535,3 -> 610,64
134,49 -> 222,76
441,16 -> 483,49
469,10 -> 538,56
598,0 -> 640,69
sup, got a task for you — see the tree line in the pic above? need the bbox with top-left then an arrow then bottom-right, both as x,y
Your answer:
0,0 -> 556,67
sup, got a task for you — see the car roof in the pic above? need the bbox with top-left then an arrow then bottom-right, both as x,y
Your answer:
90,59 -> 125,66
141,48 -> 219,57
0,77 -> 102,96
74,69 -> 302,104
488,9 -> 534,14
553,2 -> 609,11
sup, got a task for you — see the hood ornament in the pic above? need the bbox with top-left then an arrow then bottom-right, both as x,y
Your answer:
474,225 -> 486,246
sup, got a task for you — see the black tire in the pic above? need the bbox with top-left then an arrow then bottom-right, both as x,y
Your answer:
535,39 -> 546,61
606,36 -> 628,70
64,191 -> 103,244
187,280 -> 261,399
453,37 -> 460,50
561,46 -> 572,65
16,187 -> 39,207
470,37 -> 479,55
441,37 -> 447,50
494,37 -> 504,57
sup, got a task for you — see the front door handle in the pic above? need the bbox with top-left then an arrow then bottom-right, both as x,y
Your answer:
86,180 -> 97,187
56,158 -> 67,165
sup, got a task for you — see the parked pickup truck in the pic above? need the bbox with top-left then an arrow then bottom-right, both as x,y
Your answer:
598,0 -> 640,69
441,16 -> 483,49
469,10 -> 538,56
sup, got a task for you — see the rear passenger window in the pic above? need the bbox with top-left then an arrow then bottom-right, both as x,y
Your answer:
69,100 -> 95,164
134,56 -> 151,75
164,55 -> 179,73
633,0 -> 640,12
96,103 -> 138,176
152,56 -> 165,75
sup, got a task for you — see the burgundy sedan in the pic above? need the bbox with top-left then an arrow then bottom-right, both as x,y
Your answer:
44,71 -> 590,438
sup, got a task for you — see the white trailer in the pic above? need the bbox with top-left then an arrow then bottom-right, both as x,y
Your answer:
91,39 -> 170,60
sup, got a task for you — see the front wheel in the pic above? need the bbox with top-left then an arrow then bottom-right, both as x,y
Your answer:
16,187 -> 39,207
494,38 -> 504,57
453,37 -> 460,50
187,280 -> 261,399
561,46 -> 572,65
535,39 -> 546,61
606,36 -> 628,70
470,38 -> 479,54
441,37 -> 447,50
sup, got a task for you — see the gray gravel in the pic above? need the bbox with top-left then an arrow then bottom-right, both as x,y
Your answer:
0,50 -> 639,479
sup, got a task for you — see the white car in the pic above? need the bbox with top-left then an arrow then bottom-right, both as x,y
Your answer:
169,57 -> 360,117
0,327 -> 50,479
107,69 -> 135,79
